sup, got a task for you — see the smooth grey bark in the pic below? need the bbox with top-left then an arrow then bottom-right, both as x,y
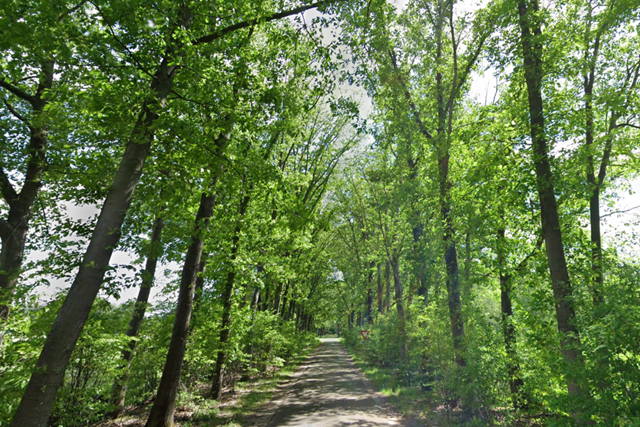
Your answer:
110,215 -> 165,417
0,61 -> 53,347
516,0 -> 591,414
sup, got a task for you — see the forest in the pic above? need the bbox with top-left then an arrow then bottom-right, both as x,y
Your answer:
0,0 -> 639,426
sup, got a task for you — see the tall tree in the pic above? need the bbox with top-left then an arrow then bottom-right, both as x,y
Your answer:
515,0 -> 592,417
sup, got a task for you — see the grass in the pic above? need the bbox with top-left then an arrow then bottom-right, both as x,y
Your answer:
96,342 -> 319,427
182,343 -> 319,426
342,339 -> 485,427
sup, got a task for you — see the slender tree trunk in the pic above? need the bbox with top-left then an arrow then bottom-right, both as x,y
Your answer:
211,194 -> 251,399
392,255 -> 404,320
441,204 -> 466,369
272,283 -> 283,315
584,58 -> 605,307
287,299 -> 295,322
9,33 -> 190,425
384,260 -> 391,312
249,288 -> 260,366
433,0 -> 466,369
280,281 -> 290,320
110,215 -> 164,417
497,228 -> 525,409
261,286 -> 270,312
306,315 -> 313,332
463,231 -> 472,300
438,148 -> 466,368
0,62 -> 53,347
391,254 -> 407,358
517,0 -> 590,415
190,252 -> 209,331
366,261 -> 374,323
377,263 -> 383,313
145,191 -> 215,427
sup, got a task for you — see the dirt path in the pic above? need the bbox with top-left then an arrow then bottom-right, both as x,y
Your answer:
246,338 -> 406,427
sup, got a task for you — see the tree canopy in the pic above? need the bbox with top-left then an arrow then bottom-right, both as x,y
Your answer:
1,0 -> 640,426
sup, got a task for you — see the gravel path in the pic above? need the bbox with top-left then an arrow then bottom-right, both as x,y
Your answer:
251,338 -> 406,427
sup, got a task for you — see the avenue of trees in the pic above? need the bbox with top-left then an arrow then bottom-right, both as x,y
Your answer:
1,0 -> 639,426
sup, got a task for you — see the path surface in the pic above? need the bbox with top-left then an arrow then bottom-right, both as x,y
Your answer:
251,338 -> 405,427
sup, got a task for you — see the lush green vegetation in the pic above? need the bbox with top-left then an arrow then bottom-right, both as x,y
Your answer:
1,0 -> 639,426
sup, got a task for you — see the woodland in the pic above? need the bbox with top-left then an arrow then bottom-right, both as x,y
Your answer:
1,0 -> 640,426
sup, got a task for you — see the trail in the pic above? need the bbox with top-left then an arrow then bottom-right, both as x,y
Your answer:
249,338 -> 406,427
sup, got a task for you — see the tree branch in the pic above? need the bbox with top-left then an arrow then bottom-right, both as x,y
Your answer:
0,77 -> 37,107
0,166 -> 18,203
387,49 -> 434,140
193,1 -> 338,46
514,234 -> 544,276
2,97 -> 32,127
601,205 -> 640,218
597,113 -> 619,188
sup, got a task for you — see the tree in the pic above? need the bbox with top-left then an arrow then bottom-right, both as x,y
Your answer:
515,0 -> 592,418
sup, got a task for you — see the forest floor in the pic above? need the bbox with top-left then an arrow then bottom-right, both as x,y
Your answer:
243,338 -> 412,427
96,345 -> 317,427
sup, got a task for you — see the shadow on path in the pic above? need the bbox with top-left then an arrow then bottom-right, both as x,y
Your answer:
247,339 -> 406,427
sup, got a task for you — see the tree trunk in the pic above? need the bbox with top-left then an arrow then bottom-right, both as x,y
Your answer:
497,228 -> 525,409
10,36 -> 188,425
433,0 -> 466,369
280,281 -> 290,320
287,299 -> 295,322
249,288 -> 260,366
584,56 -> 605,307
392,254 -> 407,358
517,0 -> 590,413
442,203 -> 466,369
366,261 -> 374,323
110,215 -> 164,417
0,62 -> 53,347
211,194 -> 251,399
384,260 -> 391,312
145,191 -> 215,427
377,263 -> 383,313
438,149 -> 466,368
392,255 -> 404,320
272,282 -> 283,315
190,252 -> 209,331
